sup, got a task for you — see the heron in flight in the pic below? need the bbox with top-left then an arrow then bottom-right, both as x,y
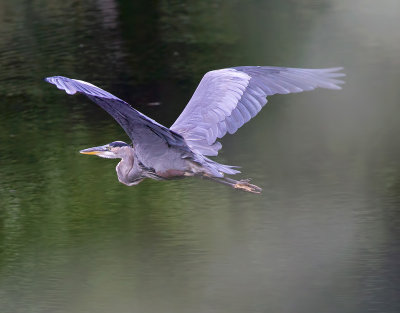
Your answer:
46,66 -> 344,193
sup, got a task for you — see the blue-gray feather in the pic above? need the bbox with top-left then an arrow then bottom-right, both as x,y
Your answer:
170,66 -> 345,156
45,66 -> 344,183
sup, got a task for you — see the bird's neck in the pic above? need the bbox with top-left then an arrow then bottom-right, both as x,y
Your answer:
116,148 -> 142,185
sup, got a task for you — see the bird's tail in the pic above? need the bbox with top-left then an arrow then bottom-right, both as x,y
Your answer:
203,157 -> 241,176
189,154 -> 240,177
194,156 -> 261,193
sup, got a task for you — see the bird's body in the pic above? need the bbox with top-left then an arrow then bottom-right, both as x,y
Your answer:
46,66 -> 345,193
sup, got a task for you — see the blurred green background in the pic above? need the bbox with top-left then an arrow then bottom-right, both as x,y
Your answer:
1,0 -> 399,312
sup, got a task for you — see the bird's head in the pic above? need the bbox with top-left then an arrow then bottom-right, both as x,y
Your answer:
80,141 -> 132,159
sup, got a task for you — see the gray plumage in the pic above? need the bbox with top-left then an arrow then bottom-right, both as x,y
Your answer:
45,66 -> 345,193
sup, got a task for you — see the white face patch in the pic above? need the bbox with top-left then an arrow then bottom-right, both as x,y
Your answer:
97,151 -> 119,159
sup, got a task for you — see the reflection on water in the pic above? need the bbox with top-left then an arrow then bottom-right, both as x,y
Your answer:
1,0 -> 399,313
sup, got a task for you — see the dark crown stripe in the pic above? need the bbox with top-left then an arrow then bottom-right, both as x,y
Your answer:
109,141 -> 129,147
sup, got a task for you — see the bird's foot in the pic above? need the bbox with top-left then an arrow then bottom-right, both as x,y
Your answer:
233,179 -> 262,194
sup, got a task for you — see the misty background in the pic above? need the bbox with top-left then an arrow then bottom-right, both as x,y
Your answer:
0,0 -> 399,312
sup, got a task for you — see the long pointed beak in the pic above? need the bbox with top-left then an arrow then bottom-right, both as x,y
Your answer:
80,146 -> 107,155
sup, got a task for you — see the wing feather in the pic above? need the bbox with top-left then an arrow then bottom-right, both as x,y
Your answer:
170,66 -> 345,156
45,76 -> 191,164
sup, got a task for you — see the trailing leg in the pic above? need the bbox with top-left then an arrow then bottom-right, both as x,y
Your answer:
203,175 -> 262,194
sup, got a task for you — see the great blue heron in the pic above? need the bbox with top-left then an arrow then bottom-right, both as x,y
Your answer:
45,66 -> 344,193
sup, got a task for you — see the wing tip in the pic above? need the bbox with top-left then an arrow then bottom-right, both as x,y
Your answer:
324,66 -> 344,71
321,67 -> 346,80
307,67 -> 346,89
44,76 -> 65,83
44,76 -> 55,84
45,76 -> 79,95
328,84 -> 343,90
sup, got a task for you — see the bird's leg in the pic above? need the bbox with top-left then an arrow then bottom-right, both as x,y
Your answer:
225,177 -> 262,194
203,175 -> 262,194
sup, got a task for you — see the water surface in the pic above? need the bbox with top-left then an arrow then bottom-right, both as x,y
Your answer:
1,1 -> 399,312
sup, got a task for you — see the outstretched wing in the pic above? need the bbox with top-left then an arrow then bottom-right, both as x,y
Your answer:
45,76 -> 190,164
170,66 -> 345,156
